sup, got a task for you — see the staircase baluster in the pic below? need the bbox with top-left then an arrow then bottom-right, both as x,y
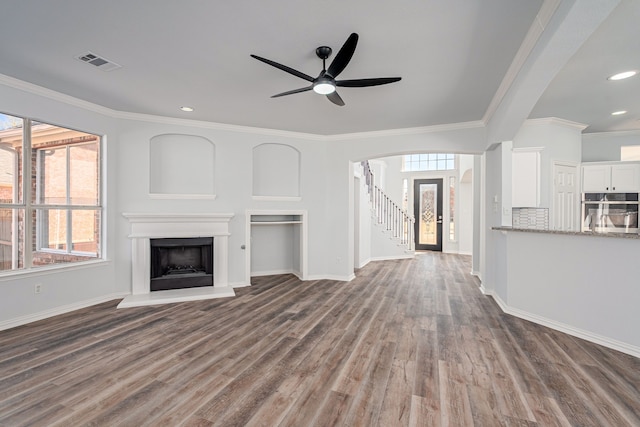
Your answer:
365,178 -> 414,252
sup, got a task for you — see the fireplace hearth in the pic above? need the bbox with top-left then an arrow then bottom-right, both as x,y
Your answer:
150,237 -> 214,291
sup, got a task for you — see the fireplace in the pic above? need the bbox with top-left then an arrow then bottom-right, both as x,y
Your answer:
119,213 -> 235,308
150,237 -> 214,291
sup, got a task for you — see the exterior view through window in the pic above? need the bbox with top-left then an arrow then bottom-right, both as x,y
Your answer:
403,153 -> 455,171
0,113 -> 101,272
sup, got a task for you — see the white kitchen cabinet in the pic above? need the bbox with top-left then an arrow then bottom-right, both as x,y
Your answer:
582,162 -> 640,192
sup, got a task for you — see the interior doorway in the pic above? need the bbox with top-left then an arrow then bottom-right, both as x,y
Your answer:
413,178 -> 443,251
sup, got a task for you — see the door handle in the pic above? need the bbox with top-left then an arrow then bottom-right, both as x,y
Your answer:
436,220 -> 443,224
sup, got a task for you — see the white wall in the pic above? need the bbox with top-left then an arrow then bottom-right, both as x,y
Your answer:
582,130 -> 640,162
495,230 -> 640,356
481,145 -> 505,295
0,80 -> 121,328
353,167 -> 372,269
250,224 -> 296,275
458,154 -> 474,255
252,143 -> 300,197
149,134 -> 216,196
115,119 -> 331,286
512,118 -> 583,209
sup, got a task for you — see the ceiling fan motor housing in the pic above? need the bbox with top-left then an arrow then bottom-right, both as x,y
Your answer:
315,46 -> 332,60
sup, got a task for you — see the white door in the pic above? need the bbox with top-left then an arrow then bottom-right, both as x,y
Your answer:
553,163 -> 578,231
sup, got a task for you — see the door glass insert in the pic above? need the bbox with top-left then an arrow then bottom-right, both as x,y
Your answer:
418,183 -> 438,245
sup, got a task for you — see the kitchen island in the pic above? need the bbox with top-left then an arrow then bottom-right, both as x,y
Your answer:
488,226 -> 639,357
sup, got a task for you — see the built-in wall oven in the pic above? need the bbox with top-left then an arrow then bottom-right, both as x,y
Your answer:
581,193 -> 639,233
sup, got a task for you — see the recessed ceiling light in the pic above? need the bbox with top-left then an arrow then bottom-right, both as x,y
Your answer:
607,71 -> 637,81
611,110 -> 627,116
180,106 -> 194,112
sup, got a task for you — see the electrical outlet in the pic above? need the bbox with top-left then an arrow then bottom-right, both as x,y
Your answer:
34,283 -> 42,294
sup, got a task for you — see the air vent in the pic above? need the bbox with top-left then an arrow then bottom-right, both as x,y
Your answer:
75,51 -> 121,72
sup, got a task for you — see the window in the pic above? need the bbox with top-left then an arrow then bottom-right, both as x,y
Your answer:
449,176 -> 456,241
403,153 -> 455,171
621,145 -> 640,161
0,112 -> 102,272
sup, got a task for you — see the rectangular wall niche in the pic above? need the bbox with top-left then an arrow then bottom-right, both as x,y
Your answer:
150,237 -> 214,291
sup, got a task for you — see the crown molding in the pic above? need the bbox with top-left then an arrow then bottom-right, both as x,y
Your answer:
1,72 -> 485,142
582,129 -> 640,138
324,121 -> 486,141
112,110 -> 328,141
0,73 -> 115,117
522,117 -> 588,130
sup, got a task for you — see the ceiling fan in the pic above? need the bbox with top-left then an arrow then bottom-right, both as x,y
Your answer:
250,33 -> 401,106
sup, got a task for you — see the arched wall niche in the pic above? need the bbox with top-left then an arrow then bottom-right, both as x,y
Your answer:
149,133 -> 216,198
252,143 -> 300,199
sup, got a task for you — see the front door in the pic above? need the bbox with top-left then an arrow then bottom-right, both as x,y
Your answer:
414,178 -> 443,251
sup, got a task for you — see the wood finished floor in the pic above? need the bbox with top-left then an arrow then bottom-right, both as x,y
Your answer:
0,253 -> 639,426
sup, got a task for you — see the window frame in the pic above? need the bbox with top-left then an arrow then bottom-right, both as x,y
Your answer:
0,113 -> 104,272
402,153 -> 456,172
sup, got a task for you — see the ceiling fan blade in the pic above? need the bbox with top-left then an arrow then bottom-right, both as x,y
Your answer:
336,77 -> 402,88
250,54 -> 314,82
326,33 -> 358,78
271,86 -> 313,98
327,91 -> 345,106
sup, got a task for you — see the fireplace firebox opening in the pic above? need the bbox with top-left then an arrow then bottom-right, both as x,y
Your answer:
150,237 -> 214,291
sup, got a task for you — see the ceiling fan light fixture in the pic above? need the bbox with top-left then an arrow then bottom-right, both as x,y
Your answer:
611,110 -> 627,116
313,81 -> 336,95
608,71 -> 637,81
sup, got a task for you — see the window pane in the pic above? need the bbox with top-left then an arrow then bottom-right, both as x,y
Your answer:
72,209 -> 100,256
39,208 -> 68,251
38,147 -> 67,204
0,208 -> 24,271
70,142 -> 99,205
403,153 -> 455,171
33,123 -> 100,206
0,113 -> 23,204
449,176 -> 456,241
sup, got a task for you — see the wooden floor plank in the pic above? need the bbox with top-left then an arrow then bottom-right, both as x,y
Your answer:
0,253 -> 637,426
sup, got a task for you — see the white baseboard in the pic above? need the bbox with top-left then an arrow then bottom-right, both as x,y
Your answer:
250,269 -> 297,277
355,258 -> 371,269
306,273 -> 356,282
229,281 -> 251,288
483,290 -> 640,359
370,254 -> 414,261
0,292 -> 129,332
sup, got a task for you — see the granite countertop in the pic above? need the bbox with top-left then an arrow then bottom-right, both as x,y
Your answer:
491,226 -> 640,239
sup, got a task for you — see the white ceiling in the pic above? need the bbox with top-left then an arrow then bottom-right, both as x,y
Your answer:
529,0 -> 640,133
0,0 -> 637,136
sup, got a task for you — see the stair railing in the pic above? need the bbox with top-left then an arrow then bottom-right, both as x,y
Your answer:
360,161 -> 415,251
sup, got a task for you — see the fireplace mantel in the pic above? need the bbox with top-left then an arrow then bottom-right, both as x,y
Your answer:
119,213 -> 235,308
